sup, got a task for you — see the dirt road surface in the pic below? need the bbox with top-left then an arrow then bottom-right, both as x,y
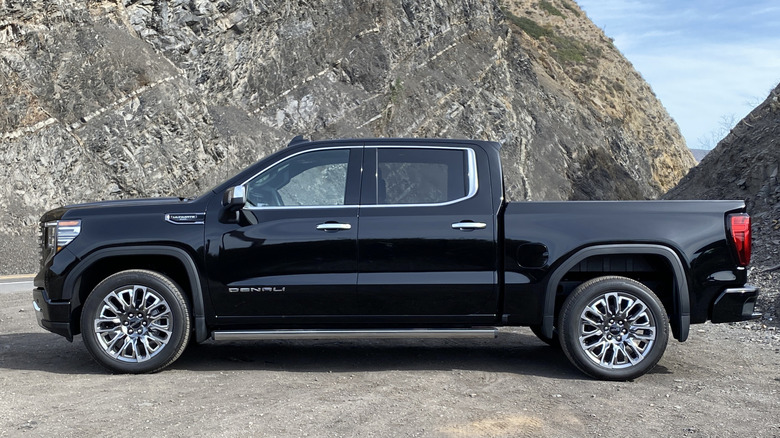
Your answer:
1,287 -> 778,437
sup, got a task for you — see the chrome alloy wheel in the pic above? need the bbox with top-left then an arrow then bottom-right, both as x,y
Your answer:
93,285 -> 173,363
578,291 -> 656,369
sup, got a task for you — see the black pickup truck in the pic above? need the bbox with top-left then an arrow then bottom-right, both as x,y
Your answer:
34,137 -> 760,380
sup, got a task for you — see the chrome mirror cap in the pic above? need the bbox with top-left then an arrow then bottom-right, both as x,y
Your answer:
222,186 -> 246,210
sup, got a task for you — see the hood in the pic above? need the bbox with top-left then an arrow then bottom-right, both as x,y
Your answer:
62,197 -> 187,209
40,197 -> 192,223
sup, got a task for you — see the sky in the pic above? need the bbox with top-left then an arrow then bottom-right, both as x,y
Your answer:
577,0 -> 780,150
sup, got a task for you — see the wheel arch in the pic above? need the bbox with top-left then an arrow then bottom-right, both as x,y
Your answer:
542,244 -> 690,342
65,246 -> 208,343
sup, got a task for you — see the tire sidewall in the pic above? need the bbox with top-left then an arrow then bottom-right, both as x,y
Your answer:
559,276 -> 669,381
81,270 -> 191,373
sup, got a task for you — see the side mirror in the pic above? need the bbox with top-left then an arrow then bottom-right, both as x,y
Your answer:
222,186 -> 246,211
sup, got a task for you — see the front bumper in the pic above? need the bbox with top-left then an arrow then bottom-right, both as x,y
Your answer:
711,284 -> 762,323
32,287 -> 73,341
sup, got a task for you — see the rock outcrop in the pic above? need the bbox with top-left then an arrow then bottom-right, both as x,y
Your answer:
0,0 -> 694,274
666,83 -> 780,267
666,83 -> 780,324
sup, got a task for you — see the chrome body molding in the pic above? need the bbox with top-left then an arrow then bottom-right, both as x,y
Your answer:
211,328 -> 498,341
711,284 -> 762,322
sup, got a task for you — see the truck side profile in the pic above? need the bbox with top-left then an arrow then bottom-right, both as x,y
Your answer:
33,137 -> 760,380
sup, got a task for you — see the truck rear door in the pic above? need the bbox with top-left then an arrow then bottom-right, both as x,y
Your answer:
355,144 -> 499,324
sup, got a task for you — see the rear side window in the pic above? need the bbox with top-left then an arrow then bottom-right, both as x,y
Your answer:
376,148 -> 469,205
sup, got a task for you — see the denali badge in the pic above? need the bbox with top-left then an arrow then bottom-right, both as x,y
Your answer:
229,287 -> 286,293
165,212 -> 206,224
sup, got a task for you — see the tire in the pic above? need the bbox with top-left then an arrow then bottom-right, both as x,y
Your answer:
529,324 -> 560,348
80,269 -> 191,373
558,276 -> 669,381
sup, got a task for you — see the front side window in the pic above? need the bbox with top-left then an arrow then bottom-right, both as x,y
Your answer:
376,148 -> 470,205
245,149 -> 350,207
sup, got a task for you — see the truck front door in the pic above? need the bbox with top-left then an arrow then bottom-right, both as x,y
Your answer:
207,146 -> 362,322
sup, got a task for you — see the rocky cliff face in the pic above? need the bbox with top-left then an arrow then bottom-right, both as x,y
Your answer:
0,0 -> 694,274
502,0 -> 695,197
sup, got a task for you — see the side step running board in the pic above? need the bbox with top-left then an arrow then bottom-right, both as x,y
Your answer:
211,328 -> 498,341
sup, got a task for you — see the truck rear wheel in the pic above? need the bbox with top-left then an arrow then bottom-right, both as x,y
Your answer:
558,276 -> 668,380
80,270 -> 191,373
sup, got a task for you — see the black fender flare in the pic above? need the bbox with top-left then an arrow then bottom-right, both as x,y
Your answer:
542,244 -> 690,342
65,246 -> 208,343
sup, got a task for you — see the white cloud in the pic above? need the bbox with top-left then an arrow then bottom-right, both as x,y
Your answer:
747,6 -> 780,16
634,42 -> 780,145
577,0 -> 780,149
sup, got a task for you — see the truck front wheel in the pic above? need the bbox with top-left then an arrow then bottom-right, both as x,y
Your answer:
558,276 -> 669,380
80,270 -> 191,373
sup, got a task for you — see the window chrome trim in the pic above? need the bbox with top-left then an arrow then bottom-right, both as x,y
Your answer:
362,145 -> 478,208
246,204 -> 358,210
241,146 -> 359,211
239,144 -> 479,210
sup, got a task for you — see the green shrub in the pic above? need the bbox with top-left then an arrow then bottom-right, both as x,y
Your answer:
539,0 -> 564,17
505,13 -> 552,40
561,1 -> 581,17
390,79 -> 404,104
502,6 -> 600,65
549,35 -> 585,63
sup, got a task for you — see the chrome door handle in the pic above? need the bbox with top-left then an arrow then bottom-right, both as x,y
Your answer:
451,221 -> 487,230
316,223 -> 352,231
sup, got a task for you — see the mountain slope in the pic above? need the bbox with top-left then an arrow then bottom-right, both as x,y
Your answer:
666,83 -> 780,266
0,0 -> 694,273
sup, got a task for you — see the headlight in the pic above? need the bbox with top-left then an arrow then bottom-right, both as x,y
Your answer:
45,220 -> 81,252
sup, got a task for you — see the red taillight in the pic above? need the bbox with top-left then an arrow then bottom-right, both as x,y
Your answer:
729,214 -> 751,267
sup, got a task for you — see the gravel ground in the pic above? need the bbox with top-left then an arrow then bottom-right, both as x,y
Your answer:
1,288 -> 779,437
2,235 -> 777,436
0,234 -> 37,277
750,263 -> 779,326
